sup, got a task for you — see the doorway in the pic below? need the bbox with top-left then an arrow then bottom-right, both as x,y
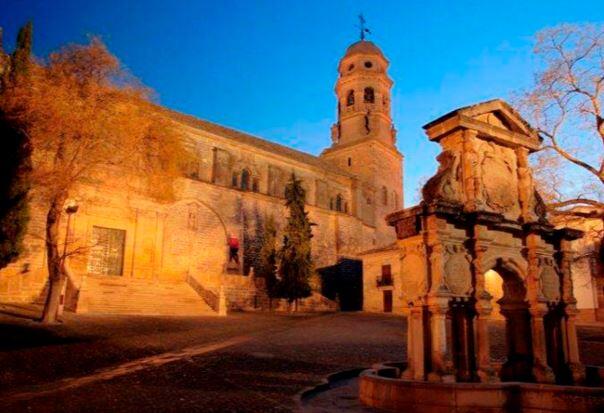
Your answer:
383,290 -> 393,313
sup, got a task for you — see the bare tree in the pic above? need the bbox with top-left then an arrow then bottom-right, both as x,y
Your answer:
520,24 -> 604,215
0,38 -> 190,323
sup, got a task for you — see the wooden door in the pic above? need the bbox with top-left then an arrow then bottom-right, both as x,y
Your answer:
383,290 -> 393,313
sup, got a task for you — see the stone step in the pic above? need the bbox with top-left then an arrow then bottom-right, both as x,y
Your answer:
75,276 -> 216,316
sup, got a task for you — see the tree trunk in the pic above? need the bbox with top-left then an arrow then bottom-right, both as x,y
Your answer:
40,194 -> 66,324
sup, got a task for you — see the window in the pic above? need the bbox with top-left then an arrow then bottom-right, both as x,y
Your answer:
329,198 -> 334,210
231,172 -> 238,187
348,63 -> 355,71
344,202 -> 348,213
240,169 -> 251,191
382,264 -> 392,283
364,87 -> 375,103
347,157 -> 352,166
88,226 -> 126,276
346,90 -> 355,106
336,194 -> 343,212
382,186 -> 388,206
252,178 -> 259,192
364,61 -> 373,68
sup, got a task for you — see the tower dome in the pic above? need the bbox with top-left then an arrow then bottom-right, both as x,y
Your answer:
344,40 -> 385,58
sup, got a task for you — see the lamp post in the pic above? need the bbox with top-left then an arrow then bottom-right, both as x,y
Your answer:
57,199 -> 79,319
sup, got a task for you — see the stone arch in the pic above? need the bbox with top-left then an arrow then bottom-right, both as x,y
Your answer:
482,255 -> 528,282
161,199 -> 228,283
484,261 -> 534,382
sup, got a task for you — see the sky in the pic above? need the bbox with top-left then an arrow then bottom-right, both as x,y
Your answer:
2,0 -> 603,205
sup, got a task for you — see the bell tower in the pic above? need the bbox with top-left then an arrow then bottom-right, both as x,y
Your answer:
330,40 -> 396,147
321,33 -> 404,247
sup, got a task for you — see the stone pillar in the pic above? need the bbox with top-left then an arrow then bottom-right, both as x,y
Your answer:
475,298 -> 497,382
402,304 -> 425,381
427,297 -> 454,382
525,233 -> 555,383
461,129 -> 479,211
529,303 -> 556,383
560,238 -> 583,383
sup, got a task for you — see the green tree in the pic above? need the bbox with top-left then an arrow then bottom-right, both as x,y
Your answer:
277,173 -> 313,311
0,22 -> 33,269
255,215 -> 278,308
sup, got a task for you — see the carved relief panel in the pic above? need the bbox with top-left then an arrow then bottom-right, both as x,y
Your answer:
443,244 -> 473,296
400,242 -> 428,302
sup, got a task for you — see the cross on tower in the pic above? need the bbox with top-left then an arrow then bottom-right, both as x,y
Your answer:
358,14 -> 371,41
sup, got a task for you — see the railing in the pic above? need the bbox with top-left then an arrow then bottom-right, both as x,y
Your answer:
376,276 -> 393,288
185,273 -> 220,312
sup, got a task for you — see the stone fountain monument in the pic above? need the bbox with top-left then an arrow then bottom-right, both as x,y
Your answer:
359,99 -> 604,412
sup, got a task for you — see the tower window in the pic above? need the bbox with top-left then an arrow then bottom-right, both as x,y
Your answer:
346,90 -> 355,107
364,61 -> 373,68
364,87 -> 375,103
348,157 -> 352,166
348,63 -> 355,71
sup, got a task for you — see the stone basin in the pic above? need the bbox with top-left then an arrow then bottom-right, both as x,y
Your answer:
359,363 -> 604,413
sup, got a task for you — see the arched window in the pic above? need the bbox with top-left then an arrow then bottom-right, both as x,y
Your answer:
382,186 -> 388,206
336,194 -> 343,212
240,169 -> 251,191
346,90 -> 355,107
364,87 -> 375,103
231,172 -> 238,187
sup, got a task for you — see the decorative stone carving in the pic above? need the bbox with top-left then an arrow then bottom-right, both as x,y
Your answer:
400,245 -> 428,301
478,142 -> 518,215
538,257 -> 561,302
444,245 -> 473,295
422,151 -> 462,205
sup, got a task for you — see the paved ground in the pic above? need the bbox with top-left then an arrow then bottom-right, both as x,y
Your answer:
0,312 -> 602,413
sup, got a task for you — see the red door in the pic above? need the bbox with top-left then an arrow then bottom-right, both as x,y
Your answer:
383,290 -> 393,313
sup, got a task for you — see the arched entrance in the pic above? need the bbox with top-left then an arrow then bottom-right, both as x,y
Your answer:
485,266 -> 534,382
161,200 -> 228,284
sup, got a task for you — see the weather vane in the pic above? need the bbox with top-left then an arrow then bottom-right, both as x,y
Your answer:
358,14 -> 371,41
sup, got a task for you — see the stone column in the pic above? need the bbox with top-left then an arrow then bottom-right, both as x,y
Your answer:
475,298 -> 497,382
525,233 -> 555,383
560,238 -> 584,383
427,297 -> 454,382
461,129 -> 479,211
528,302 -> 556,383
402,304 -> 425,381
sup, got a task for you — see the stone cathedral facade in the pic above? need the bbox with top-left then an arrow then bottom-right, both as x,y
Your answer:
0,40 -> 403,315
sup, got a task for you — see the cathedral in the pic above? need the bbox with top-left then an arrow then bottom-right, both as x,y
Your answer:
0,39 -> 403,315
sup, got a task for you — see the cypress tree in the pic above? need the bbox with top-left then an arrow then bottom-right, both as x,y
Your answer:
11,21 -> 32,76
0,22 -> 33,269
277,173 -> 313,310
256,215 -> 278,308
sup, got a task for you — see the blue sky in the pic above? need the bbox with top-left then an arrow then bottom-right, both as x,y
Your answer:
2,0 -> 603,204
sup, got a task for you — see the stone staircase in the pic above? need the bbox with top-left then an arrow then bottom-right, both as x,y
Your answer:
74,276 -> 217,316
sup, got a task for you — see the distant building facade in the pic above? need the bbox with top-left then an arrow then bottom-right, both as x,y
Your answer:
0,40 -> 403,315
